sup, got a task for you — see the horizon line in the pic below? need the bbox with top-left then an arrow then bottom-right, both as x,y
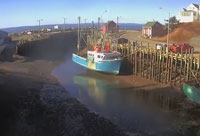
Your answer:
1,22 -> 145,29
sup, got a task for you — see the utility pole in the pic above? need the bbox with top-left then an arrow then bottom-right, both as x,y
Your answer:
101,10 -> 108,26
84,18 -> 87,31
77,16 -> 81,54
116,16 -> 119,34
98,17 -> 100,29
92,21 -> 94,46
84,19 -> 87,26
167,12 -> 170,49
92,21 -> 94,29
63,18 -> 67,25
37,19 -> 43,29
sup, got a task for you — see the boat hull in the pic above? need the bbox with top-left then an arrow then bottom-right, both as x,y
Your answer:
72,54 -> 121,75
183,83 -> 200,104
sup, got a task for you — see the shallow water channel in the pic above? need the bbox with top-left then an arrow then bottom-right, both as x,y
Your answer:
52,53 -> 185,136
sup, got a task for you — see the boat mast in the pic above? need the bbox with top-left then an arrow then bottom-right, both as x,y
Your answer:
77,16 -> 81,54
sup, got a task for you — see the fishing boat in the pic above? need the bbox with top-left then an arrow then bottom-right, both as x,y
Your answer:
72,49 -> 122,75
183,82 -> 200,104
72,17 -> 122,75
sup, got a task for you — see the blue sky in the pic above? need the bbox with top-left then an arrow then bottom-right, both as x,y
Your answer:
0,0 -> 200,28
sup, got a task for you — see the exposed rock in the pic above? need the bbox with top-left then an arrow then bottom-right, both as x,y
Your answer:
0,42 -> 16,61
197,130 -> 200,136
0,30 -> 8,44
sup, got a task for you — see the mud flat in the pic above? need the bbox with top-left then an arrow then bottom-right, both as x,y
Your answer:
1,31 -> 200,136
0,32 -> 126,136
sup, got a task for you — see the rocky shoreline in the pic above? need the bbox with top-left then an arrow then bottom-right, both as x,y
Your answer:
0,31 -> 127,136
0,57 -> 127,136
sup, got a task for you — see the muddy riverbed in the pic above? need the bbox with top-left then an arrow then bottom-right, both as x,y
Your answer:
53,52 -> 200,136
1,32 -> 200,136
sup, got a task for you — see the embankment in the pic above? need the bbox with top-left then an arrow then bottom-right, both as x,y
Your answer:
16,32 -> 77,60
152,22 -> 200,42
0,32 -> 126,136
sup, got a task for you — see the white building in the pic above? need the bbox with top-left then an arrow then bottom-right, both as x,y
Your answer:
177,3 -> 200,23
27,31 -> 32,35
54,25 -> 59,30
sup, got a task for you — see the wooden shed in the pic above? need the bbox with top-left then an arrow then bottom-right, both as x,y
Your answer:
102,21 -> 119,34
142,21 -> 166,39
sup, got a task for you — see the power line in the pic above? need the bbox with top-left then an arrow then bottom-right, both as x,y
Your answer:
37,19 -> 43,29
63,18 -> 67,25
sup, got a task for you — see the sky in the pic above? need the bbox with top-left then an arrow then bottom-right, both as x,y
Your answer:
0,0 -> 200,28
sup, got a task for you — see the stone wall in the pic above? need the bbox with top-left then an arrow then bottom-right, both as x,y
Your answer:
17,32 -> 77,61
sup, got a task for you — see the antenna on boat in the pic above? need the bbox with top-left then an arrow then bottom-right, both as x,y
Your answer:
92,21 -> 94,42
77,16 -> 81,54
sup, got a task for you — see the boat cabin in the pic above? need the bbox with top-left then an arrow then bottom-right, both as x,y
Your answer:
87,51 -> 121,62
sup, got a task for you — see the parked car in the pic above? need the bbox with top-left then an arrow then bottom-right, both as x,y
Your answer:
156,43 -> 167,50
168,42 -> 193,53
118,38 -> 128,44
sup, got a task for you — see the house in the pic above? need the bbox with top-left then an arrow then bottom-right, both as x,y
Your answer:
0,30 -> 8,44
177,3 -> 200,23
27,31 -> 32,35
142,21 -> 166,39
102,21 -> 119,34
54,25 -> 59,30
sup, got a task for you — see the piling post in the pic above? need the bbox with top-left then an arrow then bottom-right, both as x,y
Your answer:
186,49 -> 191,81
140,42 -> 142,76
146,44 -> 149,79
169,52 -> 173,84
158,49 -> 162,82
198,53 -> 200,79
189,48 -> 194,81
184,50 -> 188,82
150,49 -> 153,80
142,49 -> 145,77
135,46 -> 137,75
161,48 -> 165,83
165,51 -> 169,83
174,52 -> 178,86
180,47 -> 183,87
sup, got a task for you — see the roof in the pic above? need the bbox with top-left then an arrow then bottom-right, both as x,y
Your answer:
192,3 -> 199,9
143,21 -> 162,28
103,21 -> 117,26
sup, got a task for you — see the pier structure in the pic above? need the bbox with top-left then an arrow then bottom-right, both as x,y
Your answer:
17,28 -> 200,88
116,42 -> 200,88
86,30 -> 200,88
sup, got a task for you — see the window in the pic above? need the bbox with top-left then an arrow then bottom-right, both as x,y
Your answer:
181,12 -> 191,16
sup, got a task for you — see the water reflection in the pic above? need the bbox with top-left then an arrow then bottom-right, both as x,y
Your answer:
52,57 -> 181,135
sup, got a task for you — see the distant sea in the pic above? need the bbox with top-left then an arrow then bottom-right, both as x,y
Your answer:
1,23 -> 143,33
